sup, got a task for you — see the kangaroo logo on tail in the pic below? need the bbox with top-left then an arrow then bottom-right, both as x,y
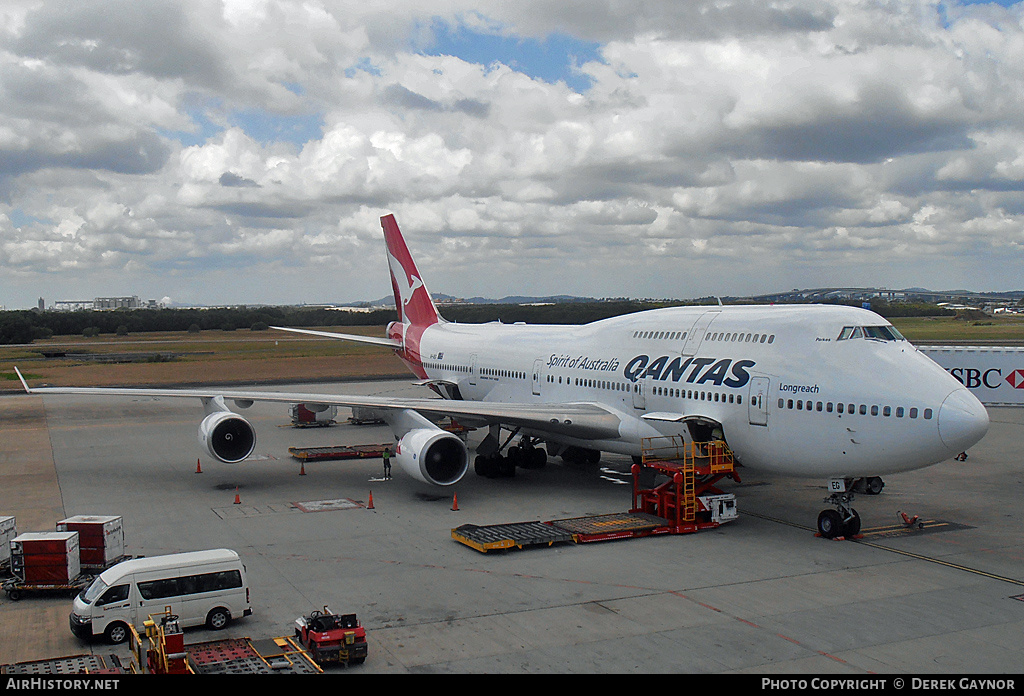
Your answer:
381,214 -> 442,329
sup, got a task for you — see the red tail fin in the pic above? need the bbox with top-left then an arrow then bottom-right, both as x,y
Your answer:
381,215 -> 442,328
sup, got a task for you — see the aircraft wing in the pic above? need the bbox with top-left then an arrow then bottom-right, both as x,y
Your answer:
15,369 -> 622,440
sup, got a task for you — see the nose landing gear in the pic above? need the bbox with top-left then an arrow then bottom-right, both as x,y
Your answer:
818,479 -> 862,539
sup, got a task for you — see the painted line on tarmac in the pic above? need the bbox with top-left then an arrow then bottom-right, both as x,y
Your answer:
742,511 -> 1024,588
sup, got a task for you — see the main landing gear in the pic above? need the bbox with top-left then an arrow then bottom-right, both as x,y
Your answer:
817,478 -> 862,539
474,432 -> 548,478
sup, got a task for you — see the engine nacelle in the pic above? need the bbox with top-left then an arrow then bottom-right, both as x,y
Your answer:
394,428 -> 469,486
198,410 -> 256,463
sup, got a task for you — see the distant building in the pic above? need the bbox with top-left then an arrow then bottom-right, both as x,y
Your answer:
93,296 -> 141,310
53,300 -> 95,311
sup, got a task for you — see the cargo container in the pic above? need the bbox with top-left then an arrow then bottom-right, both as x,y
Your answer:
56,515 -> 125,570
0,516 -> 15,570
10,532 -> 81,585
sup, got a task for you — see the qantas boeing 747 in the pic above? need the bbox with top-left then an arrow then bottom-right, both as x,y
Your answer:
17,215 -> 990,538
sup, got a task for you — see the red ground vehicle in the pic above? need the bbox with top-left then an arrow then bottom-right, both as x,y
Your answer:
294,607 -> 368,666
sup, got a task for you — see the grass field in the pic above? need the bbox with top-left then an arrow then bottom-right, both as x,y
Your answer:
889,315 -> 1024,344
0,326 -> 408,391
2,314 -> 1022,391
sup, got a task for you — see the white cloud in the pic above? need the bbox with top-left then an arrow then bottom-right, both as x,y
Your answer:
2,0 -> 1024,308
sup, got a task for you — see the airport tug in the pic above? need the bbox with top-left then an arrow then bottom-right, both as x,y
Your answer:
294,607 -> 368,667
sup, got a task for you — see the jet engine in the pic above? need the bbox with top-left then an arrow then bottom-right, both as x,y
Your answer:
394,428 -> 469,486
198,410 -> 256,463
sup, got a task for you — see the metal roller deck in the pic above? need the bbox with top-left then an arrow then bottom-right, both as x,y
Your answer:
452,512 -> 675,552
452,521 -> 574,552
288,444 -> 389,461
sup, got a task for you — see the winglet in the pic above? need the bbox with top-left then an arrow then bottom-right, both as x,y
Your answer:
14,366 -> 32,394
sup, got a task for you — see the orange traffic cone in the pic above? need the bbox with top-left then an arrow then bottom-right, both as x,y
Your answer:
195,458 -> 202,474
299,461 -> 306,476
367,491 -> 374,509
451,493 -> 459,511
233,488 -> 241,505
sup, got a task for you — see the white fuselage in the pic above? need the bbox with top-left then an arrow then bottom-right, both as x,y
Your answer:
410,304 -> 989,478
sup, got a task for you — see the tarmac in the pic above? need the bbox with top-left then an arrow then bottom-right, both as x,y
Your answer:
1,379 -> 1022,674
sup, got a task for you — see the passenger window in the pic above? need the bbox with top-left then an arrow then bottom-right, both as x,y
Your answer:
924,408 -> 933,420
871,405 -> 878,416
816,402 -> 823,412
826,402 -> 833,412
138,578 -> 177,600
859,404 -> 867,415
848,404 -> 856,415
896,407 -> 904,417
779,398 -> 784,408
910,408 -> 918,419
883,406 -> 891,417
768,335 -> 775,343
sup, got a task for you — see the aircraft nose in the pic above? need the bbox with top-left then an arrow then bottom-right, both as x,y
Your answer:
938,389 -> 990,452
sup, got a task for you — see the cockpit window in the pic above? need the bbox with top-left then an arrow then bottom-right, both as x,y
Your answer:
837,325 -> 904,341
863,325 -> 904,341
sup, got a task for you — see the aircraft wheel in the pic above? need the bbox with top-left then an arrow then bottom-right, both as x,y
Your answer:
817,510 -> 843,539
844,509 -> 862,537
499,456 -> 516,478
865,477 -> 884,495
531,447 -> 547,468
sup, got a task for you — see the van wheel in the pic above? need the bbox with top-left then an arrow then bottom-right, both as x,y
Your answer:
206,608 -> 230,630
105,622 -> 129,645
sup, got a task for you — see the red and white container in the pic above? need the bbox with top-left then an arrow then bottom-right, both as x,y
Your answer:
56,515 -> 124,570
10,531 -> 80,584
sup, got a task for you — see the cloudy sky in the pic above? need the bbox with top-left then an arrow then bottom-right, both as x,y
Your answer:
2,0 -> 1023,309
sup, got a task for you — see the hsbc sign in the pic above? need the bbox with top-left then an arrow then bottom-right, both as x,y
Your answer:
920,346 -> 1024,406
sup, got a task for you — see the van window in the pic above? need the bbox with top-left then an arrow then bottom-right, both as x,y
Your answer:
80,578 -> 110,604
96,584 -> 130,607
138,570 -> 243,600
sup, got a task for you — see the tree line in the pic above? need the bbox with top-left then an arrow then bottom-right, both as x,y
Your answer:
0,298 -> 954,345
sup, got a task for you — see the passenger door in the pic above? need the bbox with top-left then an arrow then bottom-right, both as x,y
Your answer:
748,377 -> 769,426
632,379 -> 646,410
681,311 -> 721,357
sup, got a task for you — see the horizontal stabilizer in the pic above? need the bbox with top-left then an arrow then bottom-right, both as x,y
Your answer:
271,326 -> 402,348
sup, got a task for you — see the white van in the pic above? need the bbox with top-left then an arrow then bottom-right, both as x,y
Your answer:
70,549 -> 251,644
